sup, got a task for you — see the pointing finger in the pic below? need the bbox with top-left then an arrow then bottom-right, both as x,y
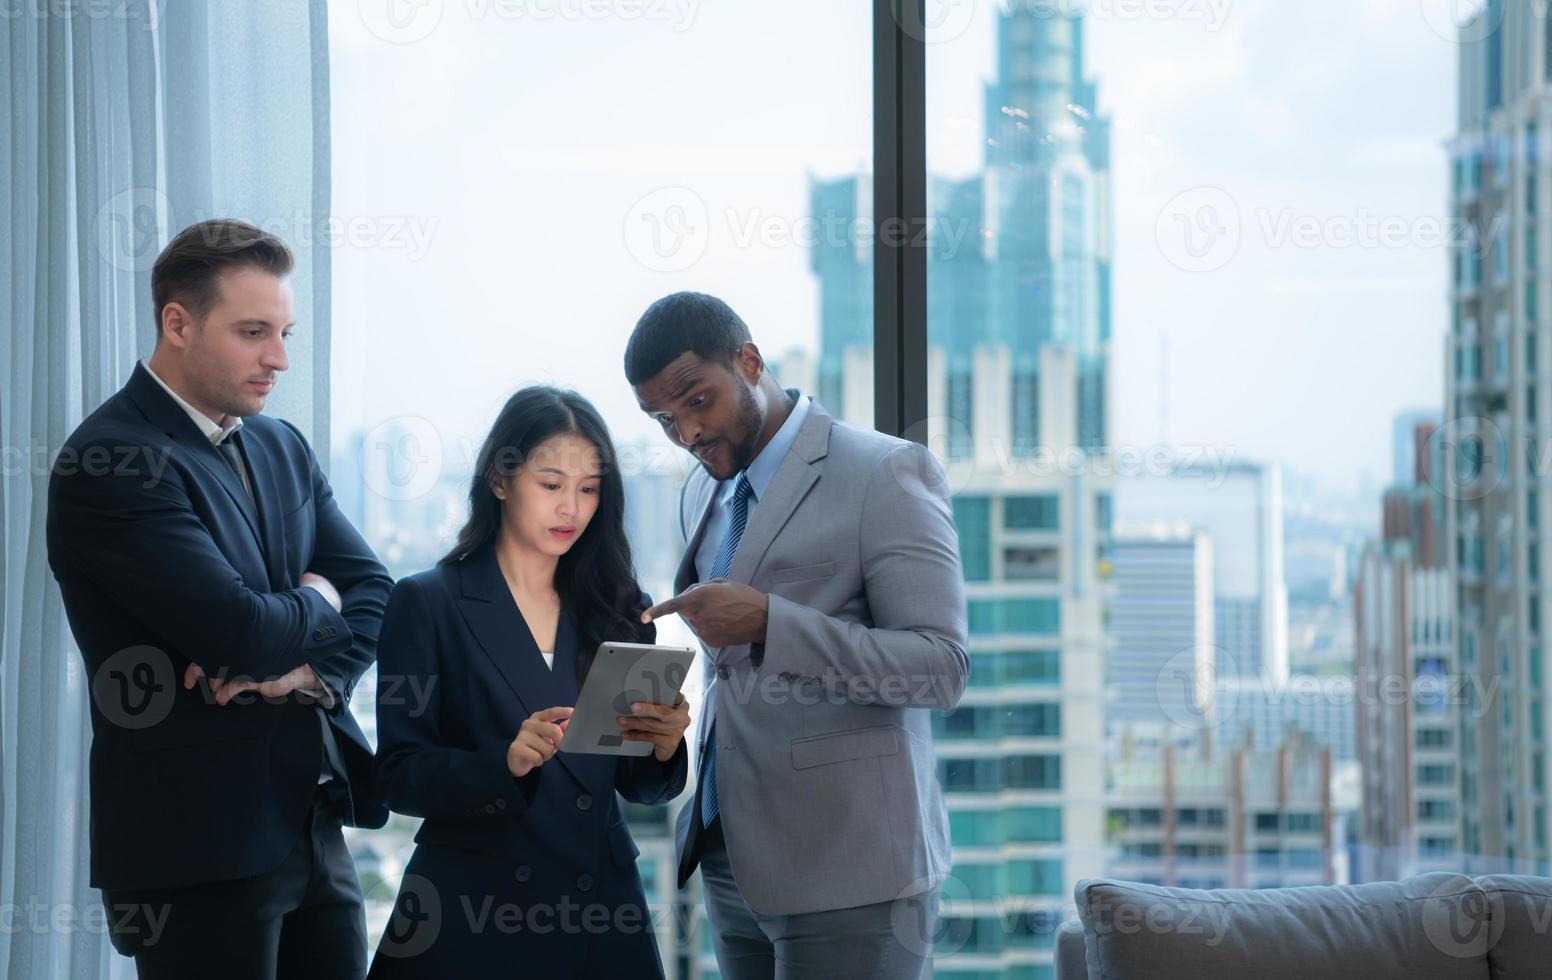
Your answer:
642,592 -> 691,623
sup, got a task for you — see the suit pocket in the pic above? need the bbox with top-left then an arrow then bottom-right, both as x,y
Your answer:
767,561 -> 837,586
789,725 -> 900,770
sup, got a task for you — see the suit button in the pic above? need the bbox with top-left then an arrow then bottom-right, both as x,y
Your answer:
514,865 -> 532,883
717,665 -> 730,680
576,794 -> 593,811
577,874 -> 595,892
312,629 -> 324,641
495,798 -> 507,810
483,804 -> 496,814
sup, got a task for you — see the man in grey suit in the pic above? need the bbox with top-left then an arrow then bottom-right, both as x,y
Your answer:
625,292 -> 969,978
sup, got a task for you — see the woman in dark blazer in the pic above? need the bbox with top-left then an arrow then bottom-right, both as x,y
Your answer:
367,386 -> 691,978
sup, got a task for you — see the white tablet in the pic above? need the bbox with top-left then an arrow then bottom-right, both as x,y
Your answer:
559,641 -> 697,757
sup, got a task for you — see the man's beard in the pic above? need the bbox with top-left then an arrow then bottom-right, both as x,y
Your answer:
714,382 -> 764,478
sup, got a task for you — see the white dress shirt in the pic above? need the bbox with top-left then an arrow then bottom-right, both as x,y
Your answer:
142,359 -> 249,496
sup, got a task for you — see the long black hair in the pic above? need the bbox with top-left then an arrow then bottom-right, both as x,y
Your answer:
441,386 -> 651,680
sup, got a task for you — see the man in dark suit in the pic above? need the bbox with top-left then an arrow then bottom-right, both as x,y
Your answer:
46,219 -> 393,979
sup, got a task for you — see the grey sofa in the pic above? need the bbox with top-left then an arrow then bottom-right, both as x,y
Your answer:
1055,873 -> 1552,979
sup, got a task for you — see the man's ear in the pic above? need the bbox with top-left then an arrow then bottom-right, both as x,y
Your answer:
161,302 -> 196,349
735,341 -> 764,385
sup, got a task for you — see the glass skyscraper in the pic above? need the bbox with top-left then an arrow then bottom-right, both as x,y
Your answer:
1448,0 -> 1552,875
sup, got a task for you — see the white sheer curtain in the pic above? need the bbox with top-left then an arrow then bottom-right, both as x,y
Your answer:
1,2 -> 332,976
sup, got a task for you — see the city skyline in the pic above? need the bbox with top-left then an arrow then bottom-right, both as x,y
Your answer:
327,0 -> 1457,498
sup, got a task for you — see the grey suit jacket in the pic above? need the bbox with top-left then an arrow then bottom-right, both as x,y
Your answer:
671,394 -> 969,917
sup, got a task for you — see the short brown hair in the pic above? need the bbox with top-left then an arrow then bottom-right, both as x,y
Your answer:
151,219 -> 294,335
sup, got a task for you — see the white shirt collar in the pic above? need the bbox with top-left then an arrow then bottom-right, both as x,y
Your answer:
141,359 -> 243,446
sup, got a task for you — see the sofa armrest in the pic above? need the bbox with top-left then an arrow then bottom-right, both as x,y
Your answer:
1054,919 -> 1089,980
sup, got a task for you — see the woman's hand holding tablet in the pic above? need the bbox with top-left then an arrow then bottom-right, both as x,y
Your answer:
561,642 -> 697,757
617,694 -> 692,761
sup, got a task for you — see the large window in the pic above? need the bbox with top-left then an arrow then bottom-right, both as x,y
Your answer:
323,1 -> 1496,976
920,0 -> 1470,976
328,2 -> 870,966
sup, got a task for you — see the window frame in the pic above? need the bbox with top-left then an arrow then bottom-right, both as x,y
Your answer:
873,0 -> 928,441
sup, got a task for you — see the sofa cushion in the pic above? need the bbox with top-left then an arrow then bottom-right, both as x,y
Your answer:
1054,919 -> 1088,980
1476,875 -> 1552,979
1074,873 -> 1490,980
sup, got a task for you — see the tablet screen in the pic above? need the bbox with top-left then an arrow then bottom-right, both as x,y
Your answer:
559,641 -> 697,756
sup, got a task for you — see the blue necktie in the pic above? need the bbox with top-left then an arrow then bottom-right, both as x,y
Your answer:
701,472 -> 753,829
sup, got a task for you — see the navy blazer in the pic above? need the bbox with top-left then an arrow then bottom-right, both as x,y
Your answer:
45,362 -> 393,893
368,546 -> 688,977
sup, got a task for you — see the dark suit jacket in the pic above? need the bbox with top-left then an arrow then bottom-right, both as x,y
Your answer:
368,546 -> 688,977
45,361 -> 392,892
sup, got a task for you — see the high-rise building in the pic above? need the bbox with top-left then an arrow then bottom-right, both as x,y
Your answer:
1447,0 -> 1552,874
1213,675 -> 1360,764
1117,462 -> 1291,687
1393,409 -> 1442,489
1108,524 -> 1215,741
1355,415 -> 1455,882
1354,548 -> 1456,881
1106,733 -> 1356,891
810,4 -> 1114,974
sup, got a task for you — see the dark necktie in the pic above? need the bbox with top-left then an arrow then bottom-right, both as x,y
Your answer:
216,430 -> 253,502
700,472 -> 754,829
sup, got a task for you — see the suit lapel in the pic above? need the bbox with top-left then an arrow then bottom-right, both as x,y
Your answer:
124,363 -> 265,555
674,472 -> 721,595
550,607 -> 581,705
454,548 -> 588,787
187,447 -> 265,549
237,431 -> 290,590
551,610 -> 624,782
728,400 -> 832,585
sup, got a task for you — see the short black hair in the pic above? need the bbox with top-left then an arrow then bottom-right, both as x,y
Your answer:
152,219 -> 294,334
623,291 -> 753,386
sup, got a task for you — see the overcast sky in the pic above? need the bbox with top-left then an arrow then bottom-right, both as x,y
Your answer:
327,0 -> 1466,499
